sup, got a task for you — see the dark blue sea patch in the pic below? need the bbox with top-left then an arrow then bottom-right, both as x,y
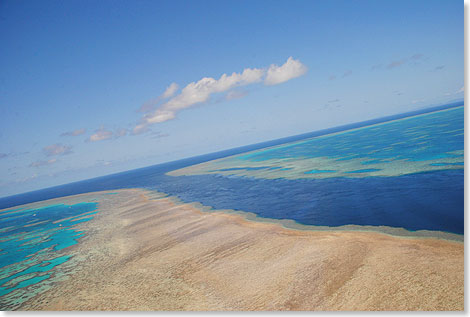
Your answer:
152,169 -> 463,235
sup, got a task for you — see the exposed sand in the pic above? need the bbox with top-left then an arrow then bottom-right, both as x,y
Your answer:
17,189 -> 463,311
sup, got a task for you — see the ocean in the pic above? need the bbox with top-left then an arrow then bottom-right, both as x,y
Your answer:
0,102 -> 463,234
0,102 -> 464,308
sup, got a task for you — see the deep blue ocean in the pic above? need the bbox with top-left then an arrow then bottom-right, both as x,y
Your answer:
0,102 -> 464,236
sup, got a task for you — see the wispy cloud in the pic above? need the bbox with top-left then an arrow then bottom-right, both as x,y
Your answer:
87,127 -> 114,142
225,89 -> 249,101
412,98 -> 426,104
149,131 -> 170,139
134,57 -> 308,134
342,70 -> 352,77
115,128 -> 128,137
137,83 -> 180,113
328,75 -> 336,80
383,54 -> 425,70
410,53 -> 424,60
16,173 -> 38,183
30,158 -> 57,167
371,64 -> 382,71
433,65 -> 445,71
161,82 -> 179,99
87,127 -> 128,142
43,144 -> 72,156
60,128 -> 86,137
387,59 -> 407,69
0,151 -> 29,160
446,86 -> 464,96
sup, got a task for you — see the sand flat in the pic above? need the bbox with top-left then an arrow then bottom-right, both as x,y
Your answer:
18,189 -> 463,311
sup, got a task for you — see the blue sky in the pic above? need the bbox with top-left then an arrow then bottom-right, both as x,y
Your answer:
0,0 -> 463,197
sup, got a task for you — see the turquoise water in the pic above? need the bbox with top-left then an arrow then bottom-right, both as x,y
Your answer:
305,169 -> 336,174
237,107 -> 463,165
0,202 -> 98,309
187,106 -> 463,179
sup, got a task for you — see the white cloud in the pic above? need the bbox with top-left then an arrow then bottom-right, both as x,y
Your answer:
225,89 -> 248,101
87,127 -> 113,142
264,57 -> 308,85
133,67 -> 265,133
137,82 -> 180,113
43,144 -> 72,156
162,68 -> 264,112
134,57 -> 307,133
87,127 -> 129,141
457,86 -> 464,93
161,82 -> 179,99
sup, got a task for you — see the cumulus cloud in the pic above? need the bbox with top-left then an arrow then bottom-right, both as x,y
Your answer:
134,57 -> 307,133
43,144 -> 72,156
133,66 -> 265,133
60,128 -> 86,137
30,158 -> 57,167
264,57 -> 307,85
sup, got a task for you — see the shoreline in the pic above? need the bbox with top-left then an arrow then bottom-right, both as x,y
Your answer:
3,188 -> 464,310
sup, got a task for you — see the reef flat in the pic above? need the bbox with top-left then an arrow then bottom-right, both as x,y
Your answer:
17,189 -> 463,311
168,107 -> 464,181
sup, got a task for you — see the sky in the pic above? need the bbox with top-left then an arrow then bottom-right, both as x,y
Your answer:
0,0 -> 463,198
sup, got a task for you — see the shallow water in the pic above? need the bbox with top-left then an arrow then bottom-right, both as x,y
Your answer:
0,202 -> 98,309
